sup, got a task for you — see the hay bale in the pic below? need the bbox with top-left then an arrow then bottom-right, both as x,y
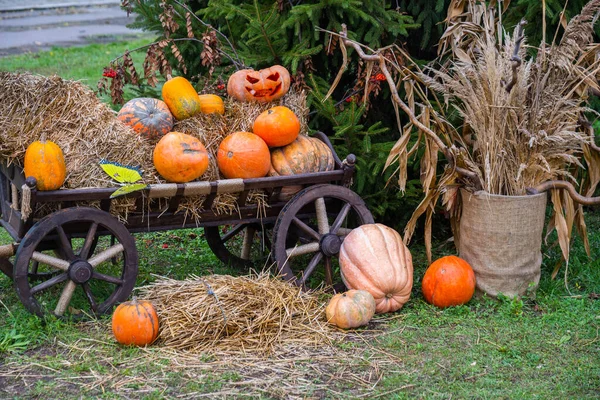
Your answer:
139,273 -> 335,354
0,72 -> 308,221
0,72 -> 157,188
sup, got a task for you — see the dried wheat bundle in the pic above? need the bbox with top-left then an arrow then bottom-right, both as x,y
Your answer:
138,273 -> 335,354
411,0 -> 600,273
421,2 -> 600,196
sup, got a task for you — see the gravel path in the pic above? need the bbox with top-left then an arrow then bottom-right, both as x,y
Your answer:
0,3 -> 143,56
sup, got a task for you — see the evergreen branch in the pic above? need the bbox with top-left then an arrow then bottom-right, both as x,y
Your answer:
254,0 -> 279,62
169,0 -> 245,69
109,37 -> 240,68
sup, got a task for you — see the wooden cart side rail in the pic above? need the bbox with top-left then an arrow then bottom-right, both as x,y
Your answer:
31,169 -> 347,203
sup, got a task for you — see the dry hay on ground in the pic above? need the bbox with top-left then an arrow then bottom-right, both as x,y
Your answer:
0,72 -> 308,222
0,325 -> 399,399
138,272 -> 335,354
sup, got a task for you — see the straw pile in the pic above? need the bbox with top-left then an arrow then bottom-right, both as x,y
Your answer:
0,72 -> 157,187
0,72 -> 308,221
138,273 -> 336,354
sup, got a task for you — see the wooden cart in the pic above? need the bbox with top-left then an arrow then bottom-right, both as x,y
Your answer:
0,132 -> 373,318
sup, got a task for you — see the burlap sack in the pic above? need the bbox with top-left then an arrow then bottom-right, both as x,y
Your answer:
458,189 -> 547,298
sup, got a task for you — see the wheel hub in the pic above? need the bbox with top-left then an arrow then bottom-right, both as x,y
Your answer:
68,260 -> 93,284
320,234 -> 342,257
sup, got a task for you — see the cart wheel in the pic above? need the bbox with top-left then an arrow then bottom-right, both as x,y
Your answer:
204,224 -> 272,269
272,184 -> 374,289
13,207 -> 138,318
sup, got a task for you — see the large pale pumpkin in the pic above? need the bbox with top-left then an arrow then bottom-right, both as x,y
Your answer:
253,106 -> 300,147
112,298 -> 159,346
422,255 -> 476,308
339,224 -> 413,314
24,140 -> 66,191
153,131 -> 209,183
326,290 -> 376,329
161,75 -> 201,120
217,131 -> 271,179
117,97 -> 174,140
270,135 -> 335,176
227,65 -> 291,103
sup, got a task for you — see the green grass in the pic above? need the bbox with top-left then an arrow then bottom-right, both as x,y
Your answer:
0,41 -> 599,399
0,34 -> 160,107
0,35 -> 153,83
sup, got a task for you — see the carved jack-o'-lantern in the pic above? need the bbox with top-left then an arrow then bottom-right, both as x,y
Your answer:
227,65 -> 291,103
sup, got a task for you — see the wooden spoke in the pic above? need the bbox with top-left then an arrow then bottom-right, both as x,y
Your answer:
292,217 -> 320,241
299,253 -> 324,285
82,283 -> 98,312
54,280 -> 77,316
55,225 -> 75,261
324,257 -> 333,286
31,252 -> 70,271
79,222 -> 99,259
240,226 -> 256,260
286,242 -> 320,258
336,228 -> 353,236
88,244 -> 124,267
91,271 -> 124,286
31,260 -> 39,275
30,273 -> 68,295
222,224 -> 247,242
315,197 -> 329,234
330,203 -> 352,234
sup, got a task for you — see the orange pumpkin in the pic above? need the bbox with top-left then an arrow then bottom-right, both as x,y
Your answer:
227,65 -> 291,103
422,255 -> 476,308
198,94 -> 225,115
339,224 -> 413,314
326,290 -> 376,329
161,75 -> 201,120
217,131 -> 271,179
112,298 -> 159,346
253,106 -> 300,147
270,135 -> 335,176
24,140 -> 66,191
117,97 -> 174,140
153,131 -> 209,183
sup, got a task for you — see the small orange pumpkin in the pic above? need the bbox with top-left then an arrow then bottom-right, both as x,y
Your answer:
112,298 -> 159,346
153,131 -> 209,183
117,97 -> 174,140
339,224 -> 413,314
217,131 -> 271,179
24,140 -> 66,191
326,290 -> 376,329
198,94 -> 225,114
227,65 -> 291,103
161,75 -> 201,120
253,106 -> 300,147
422,255 -> 476,308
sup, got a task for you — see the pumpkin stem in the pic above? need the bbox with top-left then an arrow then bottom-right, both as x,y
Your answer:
166,74 -> 173,81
